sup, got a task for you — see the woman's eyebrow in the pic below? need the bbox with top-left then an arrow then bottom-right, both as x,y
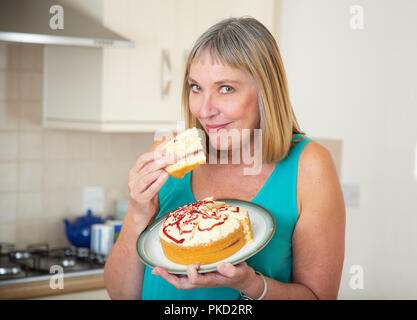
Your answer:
188,77 -> 241,85
214,79 -> 241,85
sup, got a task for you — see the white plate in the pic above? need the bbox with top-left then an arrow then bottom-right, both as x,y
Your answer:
136,199 -> 275,274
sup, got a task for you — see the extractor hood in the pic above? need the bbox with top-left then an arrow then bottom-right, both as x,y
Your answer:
0,0 -> 134,48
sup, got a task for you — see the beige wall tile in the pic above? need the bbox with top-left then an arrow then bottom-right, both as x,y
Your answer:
19,132 -> 43,160
0,100 -> 20,130
43,131 -> 68,160
0,132 -> 19,160
16,191 -> 43,220
91,133 -> 113,160
89,162 -> 114,187
45,216 -> 69,247
65,189 -> 83,217
105,187 -> 129,216
67,132 -> 92,161
0,162 -> 17,191
19,162 -> 42,191
20,44 -> 43,72
0,43 -> 20,71
42,162 -> 68,190
19,102 -> 43,131
0,221 -> 15,243
0,192 -> 17,223
67,161 -> 93,188
110,161 -> 131,191
111,133 -> 153,161
19,72 -> 43,101
15,218 -> 41,248
0,71 -> 19,101
42,190 -> 68,219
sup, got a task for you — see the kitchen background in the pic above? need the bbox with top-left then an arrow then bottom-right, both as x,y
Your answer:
1,0 -> 416,299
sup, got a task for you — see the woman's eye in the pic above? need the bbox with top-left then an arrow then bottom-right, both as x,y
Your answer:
190,84 -> 201,92
220,86 -> 233,93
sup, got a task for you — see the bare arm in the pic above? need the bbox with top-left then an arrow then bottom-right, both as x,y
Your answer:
235,142 -> 345,299
291,142 -> 346,299
104,134 -> 176,299
104,204 -> 149,300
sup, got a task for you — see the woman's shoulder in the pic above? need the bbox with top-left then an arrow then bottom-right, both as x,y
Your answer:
298,141 -> 336,179
297,140 -> 342,216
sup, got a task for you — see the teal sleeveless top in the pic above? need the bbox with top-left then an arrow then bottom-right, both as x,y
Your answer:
141,134 -> 312,300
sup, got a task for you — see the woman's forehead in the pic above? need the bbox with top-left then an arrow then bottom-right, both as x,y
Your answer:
190,51 -> 242,75
192,49 -> 228,66
189,61 -> 255,88
189,63 -> 246,83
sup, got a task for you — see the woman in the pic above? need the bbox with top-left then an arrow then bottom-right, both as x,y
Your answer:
104,17 -> 345,300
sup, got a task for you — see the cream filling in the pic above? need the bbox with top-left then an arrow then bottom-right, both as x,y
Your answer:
161,128 -> 204,157
165,151 -> 206,171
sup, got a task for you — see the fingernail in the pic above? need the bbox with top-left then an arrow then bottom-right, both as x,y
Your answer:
152,268 -> 160,275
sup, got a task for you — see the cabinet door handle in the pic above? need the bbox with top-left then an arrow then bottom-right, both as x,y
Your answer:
160,49 -> 172,99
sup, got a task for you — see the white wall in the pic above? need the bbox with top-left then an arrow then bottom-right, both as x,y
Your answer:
278,0 -> 417,299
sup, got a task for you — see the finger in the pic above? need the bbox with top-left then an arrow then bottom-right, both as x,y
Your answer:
132,152 -> 158,173
152,267 -> 189,290
217,262 -> 241,278
141,171 -> 169,201
132,150 -> 175,174
186,263 -> 201,285
140,152 -> 177,177
137,169 -> 167,194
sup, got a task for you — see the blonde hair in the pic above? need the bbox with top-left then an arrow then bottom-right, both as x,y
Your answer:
182,16 -> 303,162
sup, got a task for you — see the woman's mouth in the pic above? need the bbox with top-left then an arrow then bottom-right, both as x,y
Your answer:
205,122 -> 231,132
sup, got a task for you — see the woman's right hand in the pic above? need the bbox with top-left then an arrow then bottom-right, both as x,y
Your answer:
127,149 -> 176,226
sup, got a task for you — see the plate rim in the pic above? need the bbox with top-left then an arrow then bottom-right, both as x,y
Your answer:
136,198 -> 276,274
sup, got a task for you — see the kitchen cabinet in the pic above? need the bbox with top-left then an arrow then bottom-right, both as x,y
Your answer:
43,0 -> 278,132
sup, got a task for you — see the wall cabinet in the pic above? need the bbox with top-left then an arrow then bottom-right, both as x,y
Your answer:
43,0 -> 278,132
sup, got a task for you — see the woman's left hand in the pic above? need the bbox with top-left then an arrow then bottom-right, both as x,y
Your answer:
151,262 -> 255,292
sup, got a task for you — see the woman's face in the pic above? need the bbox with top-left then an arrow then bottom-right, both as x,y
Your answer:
188,51 -> 260,151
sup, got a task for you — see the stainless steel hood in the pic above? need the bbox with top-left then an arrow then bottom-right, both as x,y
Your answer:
0,0 -> 134,48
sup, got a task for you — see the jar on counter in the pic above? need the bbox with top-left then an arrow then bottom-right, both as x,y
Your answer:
106,220 -> 123,243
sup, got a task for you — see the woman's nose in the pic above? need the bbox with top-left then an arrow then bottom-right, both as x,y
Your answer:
198,93 -> 219,119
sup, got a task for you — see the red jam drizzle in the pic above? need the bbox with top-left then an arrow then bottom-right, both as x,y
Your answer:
162,200 -> 233,244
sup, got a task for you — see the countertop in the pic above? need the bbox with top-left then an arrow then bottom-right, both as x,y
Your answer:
0,269 -> 106,300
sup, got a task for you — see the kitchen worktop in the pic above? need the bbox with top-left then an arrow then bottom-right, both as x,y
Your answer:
0,268 -> 107,300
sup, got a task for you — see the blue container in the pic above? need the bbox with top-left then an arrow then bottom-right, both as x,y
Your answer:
63,209 -> 104,248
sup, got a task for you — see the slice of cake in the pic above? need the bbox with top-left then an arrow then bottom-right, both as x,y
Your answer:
159,197 -> 253,265
160,128 -> 206,179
